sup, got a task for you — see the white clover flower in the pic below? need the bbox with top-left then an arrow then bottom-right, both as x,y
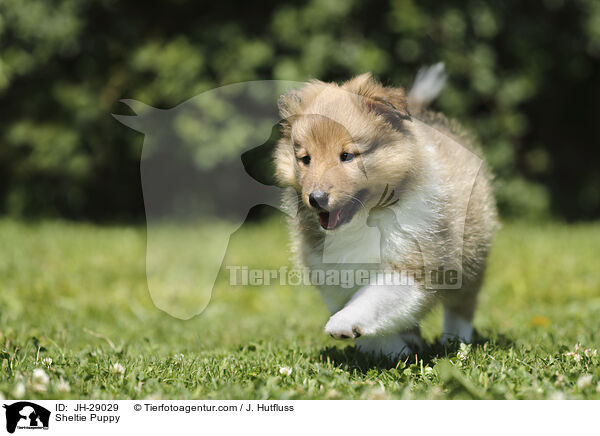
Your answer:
42,357 -> 53,367
457,343 -> 471,361
564,345 -> 598,361
32,368 -> 50,393
12,382 -> 25,399
32,368 -> 50,385
279,366 -> 293,376
111,363 -> 125,376
56,378 -> 71,393
576,374 -> 593,390
564,344 -> 583,361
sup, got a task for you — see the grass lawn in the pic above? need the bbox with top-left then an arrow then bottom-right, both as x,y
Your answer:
0,216 -> 599,399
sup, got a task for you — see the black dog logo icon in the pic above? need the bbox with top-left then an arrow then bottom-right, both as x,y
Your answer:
3,402 -> 50,433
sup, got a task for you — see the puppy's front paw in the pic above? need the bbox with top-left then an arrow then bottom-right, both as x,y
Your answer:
324,311 -> 369,340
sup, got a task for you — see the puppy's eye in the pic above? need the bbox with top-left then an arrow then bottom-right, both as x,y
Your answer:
340,152 -> 355,162
300,155 -> 311,165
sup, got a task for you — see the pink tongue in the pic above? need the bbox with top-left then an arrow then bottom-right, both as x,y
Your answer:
319,210 -> 342,229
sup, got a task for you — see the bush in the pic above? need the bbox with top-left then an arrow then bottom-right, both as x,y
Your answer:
0,0 -> 599,220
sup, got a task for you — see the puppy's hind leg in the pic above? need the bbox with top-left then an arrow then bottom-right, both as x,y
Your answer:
441,290 -> 478,344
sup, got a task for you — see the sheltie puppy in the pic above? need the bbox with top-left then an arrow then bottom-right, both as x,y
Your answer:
274,65 -> 497,358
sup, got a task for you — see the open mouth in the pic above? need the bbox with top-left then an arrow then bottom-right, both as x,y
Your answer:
317,190 -> 367,230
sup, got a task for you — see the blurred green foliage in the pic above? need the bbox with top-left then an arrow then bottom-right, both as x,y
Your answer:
0,0 -> 599,220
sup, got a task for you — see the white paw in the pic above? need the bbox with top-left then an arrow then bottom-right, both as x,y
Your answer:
324,310 -> 372,339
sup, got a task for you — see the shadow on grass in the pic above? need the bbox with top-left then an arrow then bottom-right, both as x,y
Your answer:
317,330 -> 514,373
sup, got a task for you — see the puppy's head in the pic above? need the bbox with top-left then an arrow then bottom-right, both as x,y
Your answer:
274,73 -> 421,231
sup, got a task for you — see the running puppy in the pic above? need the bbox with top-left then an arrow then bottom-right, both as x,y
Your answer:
274,65 -> 497,358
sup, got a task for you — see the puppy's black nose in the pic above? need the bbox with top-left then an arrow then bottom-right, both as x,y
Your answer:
309,190 -> 329,210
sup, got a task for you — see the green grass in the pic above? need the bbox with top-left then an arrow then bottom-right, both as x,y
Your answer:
0,216 -> 599,399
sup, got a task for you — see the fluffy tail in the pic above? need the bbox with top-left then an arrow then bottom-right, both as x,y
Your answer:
407,62 -> 447,113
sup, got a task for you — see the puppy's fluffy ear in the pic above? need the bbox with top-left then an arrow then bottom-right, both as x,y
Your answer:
273,135 -> 298,188
275,87 -> 306,188
343,73 -> 411,123
278,89 -> 303,120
